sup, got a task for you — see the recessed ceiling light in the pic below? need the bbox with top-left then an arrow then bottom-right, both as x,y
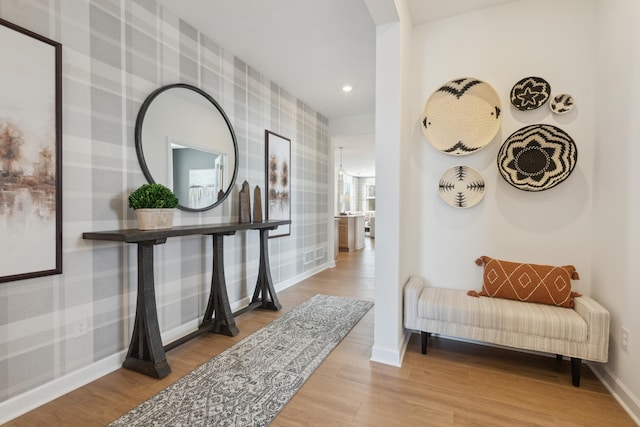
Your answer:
342,85 -> 353,92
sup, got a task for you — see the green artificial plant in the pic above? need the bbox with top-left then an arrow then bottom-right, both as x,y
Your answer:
128,183 -> 179,209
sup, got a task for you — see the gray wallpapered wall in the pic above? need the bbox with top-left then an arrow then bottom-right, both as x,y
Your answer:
0,0 -> 329,402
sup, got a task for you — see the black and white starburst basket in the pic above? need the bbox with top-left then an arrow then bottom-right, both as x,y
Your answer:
422,77 -> 502,156
510,76 -> 551,111
497,124 -> 578,192
438,165 -> 486,208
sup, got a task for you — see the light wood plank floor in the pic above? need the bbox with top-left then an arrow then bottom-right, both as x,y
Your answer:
5,238 -> 635,426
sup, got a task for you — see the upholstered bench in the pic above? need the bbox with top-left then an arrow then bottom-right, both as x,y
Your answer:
403,275 -> 610,386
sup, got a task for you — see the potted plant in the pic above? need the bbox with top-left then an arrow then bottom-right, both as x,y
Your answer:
128,183 -> 179,230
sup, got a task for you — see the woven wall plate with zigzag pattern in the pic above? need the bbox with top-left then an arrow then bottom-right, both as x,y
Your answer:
438,165 -> 486,208
422,77 -> 502,156
497,124 -> 577,192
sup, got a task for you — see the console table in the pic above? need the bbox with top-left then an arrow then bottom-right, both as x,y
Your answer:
82,220 -> 290,378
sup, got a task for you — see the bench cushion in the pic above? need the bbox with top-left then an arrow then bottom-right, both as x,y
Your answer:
418,287 -> 588,342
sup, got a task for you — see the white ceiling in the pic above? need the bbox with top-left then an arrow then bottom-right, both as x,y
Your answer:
406,0 -> 516,26
157,0 -> 515,177
157,0 -> 377,121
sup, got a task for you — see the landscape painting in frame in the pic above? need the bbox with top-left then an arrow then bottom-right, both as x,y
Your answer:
0,18 -> 62,283
265,130 -> 291,238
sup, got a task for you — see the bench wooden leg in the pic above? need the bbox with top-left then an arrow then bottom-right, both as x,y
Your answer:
571,357 -> 581,387
421,331 -> 430,354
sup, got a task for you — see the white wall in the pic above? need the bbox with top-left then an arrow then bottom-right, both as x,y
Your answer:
591,0 -> 640,421
409,0 -> 596,294
371,0 -> 414,366
391,0 -> 640,420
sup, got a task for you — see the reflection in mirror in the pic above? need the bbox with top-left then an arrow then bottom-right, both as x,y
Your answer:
170,141 -> 227,209
135,84 -> 238,211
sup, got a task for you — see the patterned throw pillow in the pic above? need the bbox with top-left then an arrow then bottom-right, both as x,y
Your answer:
468,256 -> 581,308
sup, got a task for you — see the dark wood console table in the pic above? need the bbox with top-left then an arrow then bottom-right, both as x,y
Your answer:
82,220 -> 290,379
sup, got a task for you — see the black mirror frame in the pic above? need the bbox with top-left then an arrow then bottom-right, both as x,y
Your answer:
134,83 -> 239,212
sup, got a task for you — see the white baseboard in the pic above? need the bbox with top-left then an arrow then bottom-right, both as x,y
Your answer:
0,350 -> 126,425
589,364 -> 640,425
275,261 -> 335,293
0,262 -> 333,425
370,330 -> 412,367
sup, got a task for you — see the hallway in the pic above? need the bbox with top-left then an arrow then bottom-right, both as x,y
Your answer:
6,236 -> 634,426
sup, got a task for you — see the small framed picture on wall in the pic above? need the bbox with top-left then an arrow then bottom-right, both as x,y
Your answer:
265,130 -> 291,238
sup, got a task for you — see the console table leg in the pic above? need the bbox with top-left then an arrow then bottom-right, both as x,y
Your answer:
122,240 -> 171,379
202,233 -> 239,336
251,228 -> 282,310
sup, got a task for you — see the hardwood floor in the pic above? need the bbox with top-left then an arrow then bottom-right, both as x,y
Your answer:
5,238 -> 635,426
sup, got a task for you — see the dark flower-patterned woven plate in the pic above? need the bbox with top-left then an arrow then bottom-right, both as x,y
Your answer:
497,124 -> 577,191
510,76 -> 551,111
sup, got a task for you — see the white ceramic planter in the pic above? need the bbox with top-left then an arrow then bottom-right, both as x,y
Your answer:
135,208 -> 175,230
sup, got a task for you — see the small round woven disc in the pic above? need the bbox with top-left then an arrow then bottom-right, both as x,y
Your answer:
438,165 -> 486,208
550,94 -> 575,114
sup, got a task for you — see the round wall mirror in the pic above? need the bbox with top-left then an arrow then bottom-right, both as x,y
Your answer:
135,83 -> 239,212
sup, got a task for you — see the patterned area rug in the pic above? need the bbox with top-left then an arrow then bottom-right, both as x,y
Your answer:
109,295 -> 373,427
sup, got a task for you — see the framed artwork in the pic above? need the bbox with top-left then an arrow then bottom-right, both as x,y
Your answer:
265,130 -> 290,238
0,18 -> 62,283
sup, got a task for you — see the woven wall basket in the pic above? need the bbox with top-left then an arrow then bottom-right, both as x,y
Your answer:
497,124 -> 578,192
510,76 -> 551,111
438,165 -> 486,208
422,77 -> 502,156
550,93 -> 575,114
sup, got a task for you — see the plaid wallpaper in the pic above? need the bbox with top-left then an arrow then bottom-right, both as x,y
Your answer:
0,0 -> 329,402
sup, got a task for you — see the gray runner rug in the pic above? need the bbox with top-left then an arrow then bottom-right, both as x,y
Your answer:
109,294 -> 373,427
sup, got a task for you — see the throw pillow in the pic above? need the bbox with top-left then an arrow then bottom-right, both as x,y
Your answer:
468,255 -> 581,308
